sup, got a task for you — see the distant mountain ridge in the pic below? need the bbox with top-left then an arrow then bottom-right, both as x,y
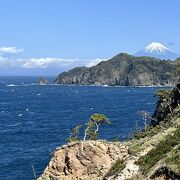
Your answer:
135,42 -> 180,60
54,53 -> 179,86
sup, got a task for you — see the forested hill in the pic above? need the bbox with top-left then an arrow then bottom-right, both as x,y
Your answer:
54,53 -> 180,86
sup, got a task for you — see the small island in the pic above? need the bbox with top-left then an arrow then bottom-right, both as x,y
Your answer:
36,77 -> 49,85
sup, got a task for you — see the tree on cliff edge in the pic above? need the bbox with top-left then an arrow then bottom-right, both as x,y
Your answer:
83,113 -> 111,140
67,114 -> 111,142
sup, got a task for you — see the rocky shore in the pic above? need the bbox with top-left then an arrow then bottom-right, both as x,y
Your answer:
38,80 -> 180,180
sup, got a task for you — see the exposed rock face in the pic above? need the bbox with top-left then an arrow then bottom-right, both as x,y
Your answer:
38,141 -> 128,180
152,80 -> 180,125
54,53 -> 179,86
37,77 -> 49,85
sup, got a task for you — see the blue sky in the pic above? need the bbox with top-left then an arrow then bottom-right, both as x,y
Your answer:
0,0 -> 179,75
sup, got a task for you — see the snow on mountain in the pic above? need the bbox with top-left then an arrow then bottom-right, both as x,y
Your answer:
135,42 -> 180,60
144,42 -> 169,53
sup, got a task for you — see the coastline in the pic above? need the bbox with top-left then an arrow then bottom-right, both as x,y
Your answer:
38,81 -> 180,180
5,83 -> 174,88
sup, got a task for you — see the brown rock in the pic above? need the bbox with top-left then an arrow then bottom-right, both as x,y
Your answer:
38,140 -> 128,180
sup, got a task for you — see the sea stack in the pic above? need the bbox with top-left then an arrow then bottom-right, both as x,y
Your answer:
36,77 -> 49,85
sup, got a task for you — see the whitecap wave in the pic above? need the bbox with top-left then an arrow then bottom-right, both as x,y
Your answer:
7,122 -> 22,127
6,84 -> 16,87
26,121 -> 33,124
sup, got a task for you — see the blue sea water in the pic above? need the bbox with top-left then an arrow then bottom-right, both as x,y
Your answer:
0,76 -> 167,180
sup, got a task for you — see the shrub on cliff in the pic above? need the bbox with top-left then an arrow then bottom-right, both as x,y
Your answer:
67,113 -> 111,142
137,127 -> 180,175
83,113 -> 111,140
105,158 -> 125,177
66,125 -> 82,143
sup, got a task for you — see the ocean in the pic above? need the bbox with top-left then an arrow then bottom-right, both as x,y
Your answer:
0,76 -> 167,180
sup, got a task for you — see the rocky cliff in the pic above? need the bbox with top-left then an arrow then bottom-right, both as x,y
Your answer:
54,53 -> 179,86
38,141 -> 128,180
38,81 -> 180,180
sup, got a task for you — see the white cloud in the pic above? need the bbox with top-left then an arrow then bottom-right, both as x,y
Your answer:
0,46 -> 108,75
0,56 -> 107,69
22,58 -> 59,68
84,58 -> 104,67
0,47 -> 24,54
21,57 -> 106,69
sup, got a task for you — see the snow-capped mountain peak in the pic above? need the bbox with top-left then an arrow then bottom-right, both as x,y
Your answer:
145,42 -> 170,53
135,42 -> 180,60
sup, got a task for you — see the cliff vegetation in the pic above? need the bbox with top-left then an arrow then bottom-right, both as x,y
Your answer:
38,80 -> 180,180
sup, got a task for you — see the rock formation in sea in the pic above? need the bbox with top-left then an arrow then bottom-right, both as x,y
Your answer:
54,53 -> 179,86
38,80 -> 180,180
37,77 -> 49,85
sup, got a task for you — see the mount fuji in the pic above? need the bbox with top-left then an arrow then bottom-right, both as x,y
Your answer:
135,42 -> 180,60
